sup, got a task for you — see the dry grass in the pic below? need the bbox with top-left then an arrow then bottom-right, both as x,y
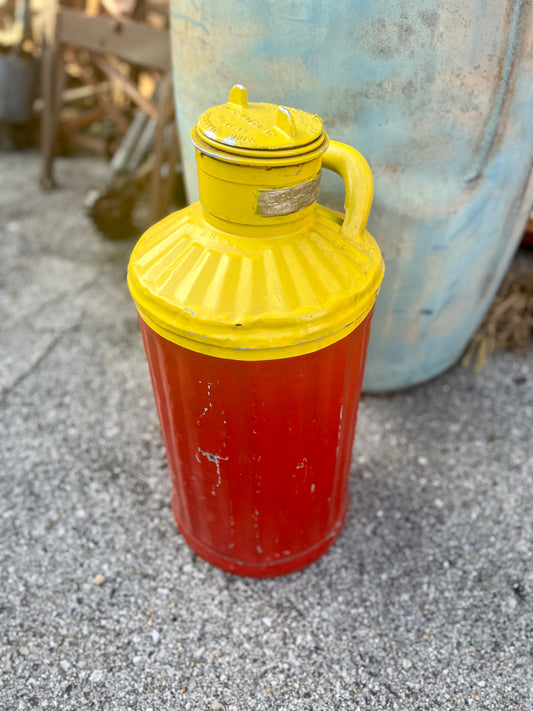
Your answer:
462,258 -> 533,371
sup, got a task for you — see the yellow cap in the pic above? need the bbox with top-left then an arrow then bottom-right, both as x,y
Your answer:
193,85 -> 326,162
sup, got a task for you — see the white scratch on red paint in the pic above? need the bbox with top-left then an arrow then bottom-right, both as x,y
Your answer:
197,447 -> 228,492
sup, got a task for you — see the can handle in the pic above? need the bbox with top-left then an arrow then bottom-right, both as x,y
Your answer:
322,140 -> 373,242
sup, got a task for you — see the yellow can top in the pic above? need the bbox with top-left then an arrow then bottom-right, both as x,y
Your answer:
196,85 -> 324,157
128,87 -> 384,361
128,204 -> 383,361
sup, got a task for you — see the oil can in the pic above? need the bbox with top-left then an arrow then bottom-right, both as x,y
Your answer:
128,86 -> 384,576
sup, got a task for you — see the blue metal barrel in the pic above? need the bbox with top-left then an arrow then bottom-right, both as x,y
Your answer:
170,0 -> 533,391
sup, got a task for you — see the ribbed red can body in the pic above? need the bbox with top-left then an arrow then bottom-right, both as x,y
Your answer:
139,312 -> 373,578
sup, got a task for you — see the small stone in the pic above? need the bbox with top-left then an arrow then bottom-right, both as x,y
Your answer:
59,659 -> 71,672
151,630 -> 160,645
93,574 -> 106,586
211,702 -> 225,711
418,456 -> 428,466
89,669 -> 105,683
401,658 -> 412,670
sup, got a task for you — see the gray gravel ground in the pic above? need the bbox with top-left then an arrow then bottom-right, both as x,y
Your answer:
1,151 -> 532,711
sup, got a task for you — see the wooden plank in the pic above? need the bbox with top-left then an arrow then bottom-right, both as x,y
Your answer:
34,82 -> 110,113
40,0 -> 61,189
91,55 -> 158,119
57,8 -> 171,71
110,109 -> 151,173
67,132 -> 108,155
63,49 -> 129,134
60,105 -> 106,134
85,0 -> 102,16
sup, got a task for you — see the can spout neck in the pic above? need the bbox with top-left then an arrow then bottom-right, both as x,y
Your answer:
196,151 -> 323,231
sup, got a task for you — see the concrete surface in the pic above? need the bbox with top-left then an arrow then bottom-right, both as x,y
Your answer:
1,151 -> 532,711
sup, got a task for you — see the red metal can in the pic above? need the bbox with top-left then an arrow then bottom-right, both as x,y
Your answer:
138,312 -> 373,577
128,87 -> 383,576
